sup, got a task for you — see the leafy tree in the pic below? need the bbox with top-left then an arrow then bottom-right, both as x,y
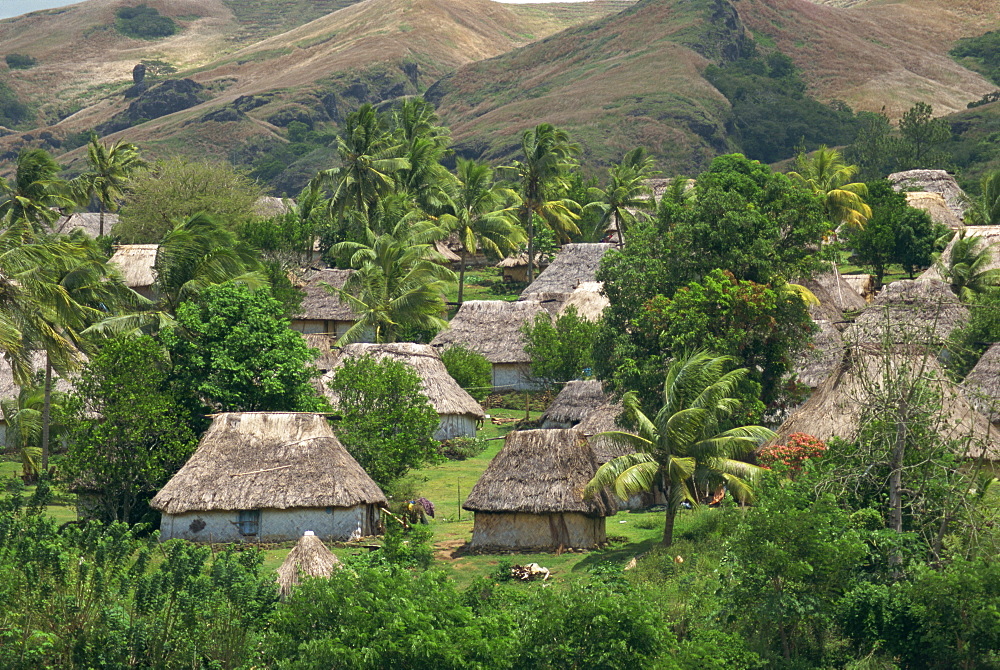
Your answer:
844,179 -> 939,286
61,336 -> 197,524
116,157 -> 264,243
945,291 -> 1000,378
933,230 -> 1000,301
506,123 -> 581,282
76,135 -> 146,236
115,4 -> 178,39
522,306 -> 598,387
329,217 -> 455,344
440,158 -> 523,304
440,345 -> 492,403
585,351 -> 771,546
788,144 -> 872,230
588,147 -> 659,246
0,148 -> 76,229
898,101 -> 952,169
164,283 -> 326,416
330,354 -> 438,486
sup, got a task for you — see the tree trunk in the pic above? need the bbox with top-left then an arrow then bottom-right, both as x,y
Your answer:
41,353 -> 52,474
457,251 -> 467,305
889,399 -> 906,534
662,473 -> 675,546
524,208 -> 535,284
99,203 -> 106,237
616,210 -> 624,248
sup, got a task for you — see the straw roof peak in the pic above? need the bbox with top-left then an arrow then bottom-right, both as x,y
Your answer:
294,268 -> 359,321
845,279 -> 966,346
521,243 -> 614,297
276,531 -> 341,598
108,244 -> 158,288
430,300 -> 548,364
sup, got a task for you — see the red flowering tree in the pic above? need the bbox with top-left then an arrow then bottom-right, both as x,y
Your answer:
758,433 -> 826,475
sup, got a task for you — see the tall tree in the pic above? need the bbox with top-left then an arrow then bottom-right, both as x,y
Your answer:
439,159 -> 523,304
506,123 -> 581,283
585,351 -> 771,546
0,148 -> 76,230
77,136 -> 146,236
588,147 -> 659,246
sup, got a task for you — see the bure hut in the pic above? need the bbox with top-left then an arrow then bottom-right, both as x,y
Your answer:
962,343 -> 1000,424
904,192 -> 964,229
151,412 -> 386,543
322,342 -> 485,440
497,253 -> 550,283
540,380 -> 614,429
845,279 -> 967,346
521,243 -> 614,298
463,429 -> 616,551
276,531 -> 341,598
841,274 -> 875,303
888,169 -> 968,222
51,212 -> 119,238
108,244 -> 158,300
291,269 -> 364,339
792,318 -> 845,390
430,299 -> 548,391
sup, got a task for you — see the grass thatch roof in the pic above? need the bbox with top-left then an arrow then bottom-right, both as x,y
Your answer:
323,342 -> 484,418
905,191 -> 964,229
845,279 -> 966,346
528,281 -> 609,322
888,169 -> 967,221
430,299 -> 548,364
0,352 -> 76,408
793,318 -> 844,389
463,429 -> 615,516
302,334 -> 338,372
540,380 -> 611,427
276,531 -> 341,598
521,243 -> 614,297
497,252 -> 549,269
294,269 -> 359,322
151,412 -> 386,515
254,196 -> 293,219
434,240 -> 462,263
51,212 -> 119,238
108,244 -> 157,289
841,274 -> 874,302
774,346 -> 1000,460
962,343 -> 1000,421
806,271 -> 867,319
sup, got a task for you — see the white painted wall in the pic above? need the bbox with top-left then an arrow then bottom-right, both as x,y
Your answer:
159,505 -> 380,543
434,414 -> 478,440
469,511 -> 607,550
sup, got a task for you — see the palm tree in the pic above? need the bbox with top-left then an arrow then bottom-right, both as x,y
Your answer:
0,148 -> 77,230
77,136 -> 146,236
440,159 -> 524,304
506,123 -> 581,283
934,231 -> 1000,301
788,145 -> 872,230
964,170 -> 1000,227
328,218 -> 456,344
1,376 -> 72,482
584,351 -> 773,546
589,147 -> 660,246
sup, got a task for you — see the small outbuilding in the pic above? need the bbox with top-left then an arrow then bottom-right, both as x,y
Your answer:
276,531 -> 341,598
888,169 -> 968,222
108,244 -> 158,300
521,243 -> 614,298
151,412 -> 387,543
51,212 -> 119,238
322,342 -> 486,440
431,299 -> 549,391
497,253 -> 550,283
291,269 -> 364,339
540,380 -> 614,429
463,429 -> 616,551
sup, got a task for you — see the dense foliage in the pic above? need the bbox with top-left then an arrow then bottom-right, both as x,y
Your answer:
115,5 -> 178,40
522,306 -> 598,388
950,29 -> 1000,87
440,345 -> 492,403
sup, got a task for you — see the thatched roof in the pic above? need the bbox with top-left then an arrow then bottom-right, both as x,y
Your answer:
845,279 -> 966,346
841,274 -> 875,302
888,169 -> 967,222
773,346 -> 1000,460
434,240 -> 462,263
497,252 -> 549,269
920,227 -> 1000,283
463,429 -> 616,516
793,319 -> 844,389
540,380 -> 611,427
0,352 -> 76,409
302,334 -> 338,372
255,196 -> 293,218
276,531 -> 341,598
50,212 -> 119,238
807,271 -> 867,316
521,243 -> 614,297
430,299 -> 548,364
905,192 -> 964,229
151,413 -> 386,515
294,269 -> 359,322
528,281 -> 609,322
108,244 -> 157,288
962,343 -> 1000,421
323,342 -> 484,418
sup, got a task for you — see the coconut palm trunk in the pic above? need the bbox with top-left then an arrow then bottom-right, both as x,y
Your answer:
41,353 -> 51,473
523,208 -> 535,284
98,203 -> 106,237
662,473 -> 676,547
457,250 -> 467,304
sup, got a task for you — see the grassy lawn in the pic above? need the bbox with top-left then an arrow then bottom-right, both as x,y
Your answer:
442,266 -> 524,309
0,458 -> 79,525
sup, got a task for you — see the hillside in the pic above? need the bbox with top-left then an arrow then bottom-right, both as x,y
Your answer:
429,0 -> 996,172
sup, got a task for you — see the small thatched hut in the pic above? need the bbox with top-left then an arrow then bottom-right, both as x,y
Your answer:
540,380 -> 613,429
888,169 -> 968,222
498,253 -> 550,283
845,279 -> 967,346
805,271 -> 867,321
905,192 -> 964,229
962,343 -> 1000,423
531,281 -> 609,322
322,342 -> 485,440
152,413 -> 386,543
431,299 -> 548,391
108,244 -> 158,299
521,243 -> 614,298
463,429 -> 616,551
254,196 -> 294,218
291,269 -> 363,339
276,531 -> 341,598
51,212 -> 119,238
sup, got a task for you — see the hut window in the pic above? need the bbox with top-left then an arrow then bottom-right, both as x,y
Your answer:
237,509 -> 260,536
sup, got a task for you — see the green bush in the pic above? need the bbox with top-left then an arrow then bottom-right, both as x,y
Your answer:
115,5 -> 178,39
438,436 -> 489,461
522,306 -> 598,388
951,30 -> 1000,86
440,345 -> 492,402
4,54 -> 35,70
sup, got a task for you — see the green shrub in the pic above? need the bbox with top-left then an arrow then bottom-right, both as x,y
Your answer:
522,305 -> 598,387
438,436 -> 488,461
115,5 -> 178,39
4,54 -> 35,70
440,345 -> 492,402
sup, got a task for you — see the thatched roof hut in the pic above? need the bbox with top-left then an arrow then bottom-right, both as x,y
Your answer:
521,243 -> 614,297
497,253 -> 550,282
841,274 -> 875,303
540,380 -> 612,429
276,531 -> 341,598
152,412 -> 386,542
302,333 -> 338,372
322,342 -> 485,440
51,212 -> 119,238
431,300 -> 548,390
463,429 -> 616,551
108,244 -> 158,297
291,269 -> 362,338
255,196 -> 294,218
529,281 -> 609,322
773,346 -> 1000,460
962,343 -> 1000,423
888,169 -> 968,222
905,192 -> 964,229
804,271 -> 867,326
845,279 -> 966,346
793,319 -> 845,390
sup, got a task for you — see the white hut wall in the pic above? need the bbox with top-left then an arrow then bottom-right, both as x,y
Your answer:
469,512 -> 607,550
492,363 -> 543,391
159,505 -> 380,543
434,414 -> 478,440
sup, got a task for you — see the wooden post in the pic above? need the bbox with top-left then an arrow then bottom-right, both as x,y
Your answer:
457,480 -> 461,521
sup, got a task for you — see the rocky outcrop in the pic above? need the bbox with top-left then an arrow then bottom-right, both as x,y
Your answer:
98,79 -> 206,134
